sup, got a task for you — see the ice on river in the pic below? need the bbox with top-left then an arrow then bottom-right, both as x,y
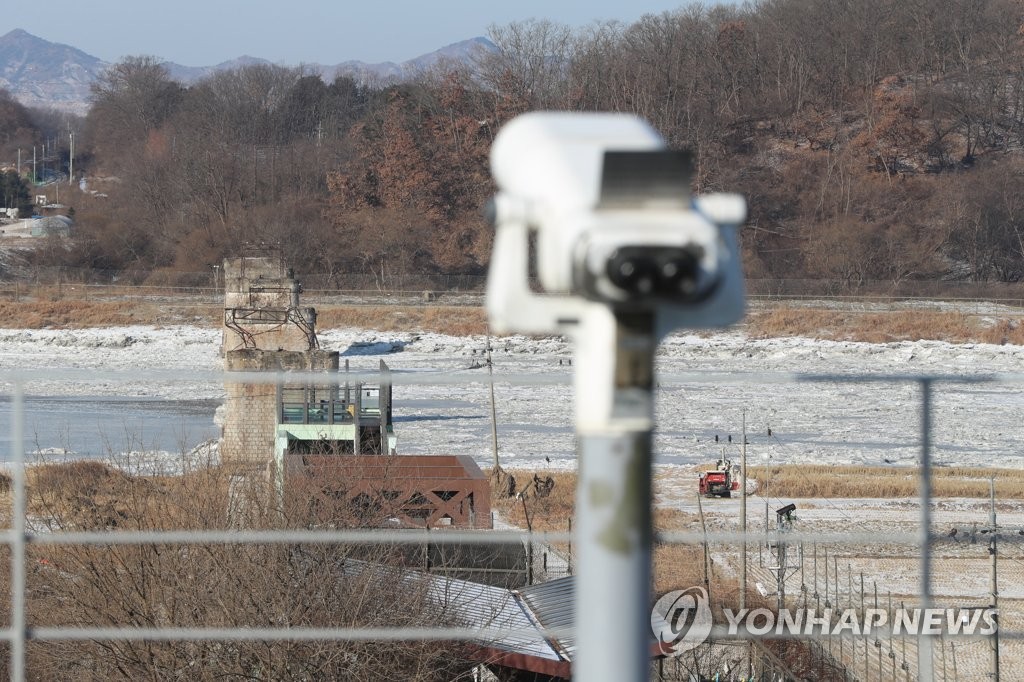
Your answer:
0,325 -> 1022,471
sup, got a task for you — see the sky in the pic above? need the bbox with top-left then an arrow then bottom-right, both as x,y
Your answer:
2,0 -> 722,67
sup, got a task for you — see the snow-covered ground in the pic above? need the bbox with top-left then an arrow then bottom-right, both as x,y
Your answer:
1,325 -> 1023,471
2,323 -> 1023,674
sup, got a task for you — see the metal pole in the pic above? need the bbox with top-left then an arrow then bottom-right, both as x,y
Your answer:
891,591 -> 897,681
861,572 -> 866,680
824,547 -> 829,607
813,543 -> 818,610
800,541 -> 805,600
69,131 -> 74,185
837,556 -> 843,666
567,517 -> 572,575
989,477 -> 1000,682
10,382 -> 26,682
574,312 -> 654,682
919,379 -> 935,682
486,336 -> 501,477
521,495 -> 534,585
697,489 -> 711,599
764,500 -> 769,568
901,599 -> 909,681
876,581 -> 882,682
740,409 -> 747,612
848,562 -> 853,674
777,532 -> 786,612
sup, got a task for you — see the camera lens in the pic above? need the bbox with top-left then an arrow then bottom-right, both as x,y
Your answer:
607,248 -> 657,295
657,246 -> 704,297
605,245 -> 709,300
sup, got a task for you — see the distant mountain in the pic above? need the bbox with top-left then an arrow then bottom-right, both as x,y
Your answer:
402,37 -> 495,74
0,30 -> 495,115
162,55 -> 273,84
0,29 -> 108,115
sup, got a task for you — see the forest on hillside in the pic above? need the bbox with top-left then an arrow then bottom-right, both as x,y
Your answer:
4,0 -> 1024,291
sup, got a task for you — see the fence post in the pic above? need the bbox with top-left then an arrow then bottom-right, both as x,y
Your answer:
836,556 -> 843,666
918,378 -> 936,681
567,517 -> 572,575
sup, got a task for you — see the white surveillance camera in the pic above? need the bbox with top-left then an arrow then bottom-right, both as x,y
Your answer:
487,112 -> 746,338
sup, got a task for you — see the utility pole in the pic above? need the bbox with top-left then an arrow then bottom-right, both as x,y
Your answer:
486,336 -> 501,478
990,477 -> 1000,682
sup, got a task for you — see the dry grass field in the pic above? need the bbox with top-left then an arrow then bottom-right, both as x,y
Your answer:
0,291 -> 1023,345
749,463 -> 1024,500
749,307 -> 1024,344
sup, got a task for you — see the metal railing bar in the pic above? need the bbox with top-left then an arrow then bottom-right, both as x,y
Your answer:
0,625 -> 1008,644
1,368 -> 1022,388
2,529 -> 1018,546
19,625 -> 578,643
10,382 -> 26,682
918,378 -> 935,680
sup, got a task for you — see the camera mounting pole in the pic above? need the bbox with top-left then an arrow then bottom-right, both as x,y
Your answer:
574,306 -> 658,681
486,112 -> 746,681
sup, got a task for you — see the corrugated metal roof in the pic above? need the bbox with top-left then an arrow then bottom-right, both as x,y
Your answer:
427,571 -> 564,661
337,557 -> 565,663
516,575 -> 576,660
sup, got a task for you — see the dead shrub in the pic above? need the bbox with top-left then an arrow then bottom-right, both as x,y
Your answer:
20,462 -> 473,680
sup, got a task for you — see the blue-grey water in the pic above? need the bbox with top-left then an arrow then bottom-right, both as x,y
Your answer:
0,395 -> 220,461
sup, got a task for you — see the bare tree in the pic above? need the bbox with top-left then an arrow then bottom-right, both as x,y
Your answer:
476,19 -> 575,115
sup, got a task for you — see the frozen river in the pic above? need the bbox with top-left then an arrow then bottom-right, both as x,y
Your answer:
0,325 -> 1022,471
0,394 -> 219,461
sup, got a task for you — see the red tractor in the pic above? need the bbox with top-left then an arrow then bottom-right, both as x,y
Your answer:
699,458 -> 741,498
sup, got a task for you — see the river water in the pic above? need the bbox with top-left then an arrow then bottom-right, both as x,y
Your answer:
0,395 -> 220,461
